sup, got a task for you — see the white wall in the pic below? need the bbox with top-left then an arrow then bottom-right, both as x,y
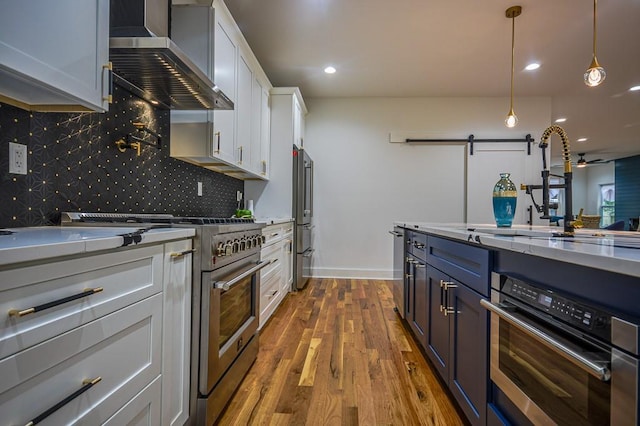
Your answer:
304,97 -> 552,279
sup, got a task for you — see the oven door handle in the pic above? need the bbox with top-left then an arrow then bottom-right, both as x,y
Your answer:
214,260 -> 273,291
480,299 -> 611,381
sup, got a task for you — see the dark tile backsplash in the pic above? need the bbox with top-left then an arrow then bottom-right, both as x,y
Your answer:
0,86 -> 243,228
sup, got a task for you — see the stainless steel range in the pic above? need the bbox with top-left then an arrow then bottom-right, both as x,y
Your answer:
62,212 -> 268,425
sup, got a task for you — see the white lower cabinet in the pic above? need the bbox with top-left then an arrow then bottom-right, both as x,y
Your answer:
0,237 -> 193,426
259,221 -> 294,329
0,294 -> 162,425
161,239 -> 193,426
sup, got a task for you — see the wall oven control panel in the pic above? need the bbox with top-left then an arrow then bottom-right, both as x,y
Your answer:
501,277 -> 610,341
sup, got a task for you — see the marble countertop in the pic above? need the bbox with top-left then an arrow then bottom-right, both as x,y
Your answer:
395,222 -> 640,278
0,226 -> 195,267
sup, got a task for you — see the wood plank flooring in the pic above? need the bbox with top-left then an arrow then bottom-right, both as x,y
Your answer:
217,278 -> 465,426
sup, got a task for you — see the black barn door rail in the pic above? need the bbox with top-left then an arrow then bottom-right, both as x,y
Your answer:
405,134 -> 534,155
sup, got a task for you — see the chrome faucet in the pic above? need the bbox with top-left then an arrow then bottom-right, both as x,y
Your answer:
521,125 -> 575,236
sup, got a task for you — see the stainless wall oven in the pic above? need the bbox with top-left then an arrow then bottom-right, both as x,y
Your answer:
482,273 -> 639,426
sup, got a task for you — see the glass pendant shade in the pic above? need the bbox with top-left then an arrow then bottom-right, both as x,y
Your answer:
505,110 -> 518,128
584,59 -> 606,87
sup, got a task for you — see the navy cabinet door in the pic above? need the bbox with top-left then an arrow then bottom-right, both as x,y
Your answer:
426,265 -> 450,379
449,283 -> 488,426
407,254 -> 428,349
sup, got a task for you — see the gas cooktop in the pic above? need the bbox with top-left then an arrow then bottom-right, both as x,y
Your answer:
61,212 -> 255,225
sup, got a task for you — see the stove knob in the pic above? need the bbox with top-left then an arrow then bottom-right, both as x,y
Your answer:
232,239 -> 240,253
224,241 -> 233,256
240,238 -> 247,252
216,242 -> 225,257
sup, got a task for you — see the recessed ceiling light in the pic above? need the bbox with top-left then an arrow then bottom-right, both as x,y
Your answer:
577,137 -> 588,142
555,118 -> 567,123
324,66 -> 336,74
524,63 -> 540,71
630,85 -> 640,91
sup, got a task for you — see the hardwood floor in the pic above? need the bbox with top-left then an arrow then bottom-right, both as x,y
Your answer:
217,278 -> 465,425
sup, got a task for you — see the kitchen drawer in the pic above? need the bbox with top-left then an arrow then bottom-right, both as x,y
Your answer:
259,270 -> 282,328
260,242 -> 281,279
427,236 -> 490,296
262,224 -> 284,247
260,260 -> 282,297
0,293 -> 162,425
407,231 -> 428,261
0,244 -> 163,360
103,376 -> 161,426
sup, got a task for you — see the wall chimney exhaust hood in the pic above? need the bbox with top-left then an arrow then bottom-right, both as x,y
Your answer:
109,0 -> 232,110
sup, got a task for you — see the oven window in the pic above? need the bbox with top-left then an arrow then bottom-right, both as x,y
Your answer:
219,275 -> 253,349
499,321 -> 610,425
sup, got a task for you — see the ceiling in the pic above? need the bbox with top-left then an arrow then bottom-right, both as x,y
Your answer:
223,0 -> 640,165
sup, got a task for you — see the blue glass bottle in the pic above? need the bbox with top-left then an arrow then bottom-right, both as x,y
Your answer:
493,173 -> 517,227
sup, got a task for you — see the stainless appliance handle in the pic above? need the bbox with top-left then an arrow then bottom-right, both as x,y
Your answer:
480,299 -> 611,381
214,260 -> 272,291
388,230 -> 403,237
302,249 -> 315,258
307,160 -> 313,217
303,224 -> 314,230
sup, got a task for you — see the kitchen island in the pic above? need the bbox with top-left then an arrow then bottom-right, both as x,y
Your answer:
393,222 -> 640,426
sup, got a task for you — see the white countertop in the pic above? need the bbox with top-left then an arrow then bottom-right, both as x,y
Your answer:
0,226 -> 195,267
395,222 -> 640,278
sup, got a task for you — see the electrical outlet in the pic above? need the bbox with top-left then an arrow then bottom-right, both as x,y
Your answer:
237,191 -> 243,202
197,182 -> 203,196
9,142 -> 27,175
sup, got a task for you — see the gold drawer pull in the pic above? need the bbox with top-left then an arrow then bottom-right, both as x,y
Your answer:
9,287 -> 103,318
24,376 -> 102,426
170,248 -> 196,258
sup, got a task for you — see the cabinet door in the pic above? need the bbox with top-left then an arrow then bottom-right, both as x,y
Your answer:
236,52 -> 252,167
161,240 -> 193,426
449,284 -> 488,426
426,266 -> 450,380
406,255 -> 427,349
0,0 -> 110,112
250,77 -> 263,174
212,10 -> 237,164
260,87 -> 271,178
293,95 -> 303,147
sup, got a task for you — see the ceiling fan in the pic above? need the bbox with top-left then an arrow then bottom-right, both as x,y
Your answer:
575,153 -> 609,168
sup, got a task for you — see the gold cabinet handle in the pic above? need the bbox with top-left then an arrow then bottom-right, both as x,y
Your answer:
24,377 -> 102,426
9,287 -> 104,318
261,160 -> 267,175
170,248 -> 196,258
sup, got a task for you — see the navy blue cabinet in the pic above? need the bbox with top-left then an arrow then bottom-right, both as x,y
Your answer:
406,251 -> 428,349
422,235 -> 490,426
401,231 -> 490,425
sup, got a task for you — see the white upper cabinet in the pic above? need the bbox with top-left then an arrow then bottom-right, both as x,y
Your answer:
0,0 -> 110,112
211,7 -> 238,165
235,51 -> 253,167
170,0 -> 272,180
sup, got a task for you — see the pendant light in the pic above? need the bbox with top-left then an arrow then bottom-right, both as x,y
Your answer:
584,0 -> 606,86
505,6 -> 522,128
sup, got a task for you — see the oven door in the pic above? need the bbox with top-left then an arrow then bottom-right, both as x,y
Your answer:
482,293 -> 612,425
199,257 -> 269,395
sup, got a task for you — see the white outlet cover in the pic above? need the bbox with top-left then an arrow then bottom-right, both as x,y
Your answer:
9,142 -> 27,175
197,182 -> 203,196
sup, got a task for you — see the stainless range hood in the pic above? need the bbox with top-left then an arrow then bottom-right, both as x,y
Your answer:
109,0 -> 232,110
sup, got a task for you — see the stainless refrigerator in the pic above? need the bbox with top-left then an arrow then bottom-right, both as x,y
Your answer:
293,144 -> 314,289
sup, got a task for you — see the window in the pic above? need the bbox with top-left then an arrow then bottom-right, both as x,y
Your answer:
599,183 -> 615,227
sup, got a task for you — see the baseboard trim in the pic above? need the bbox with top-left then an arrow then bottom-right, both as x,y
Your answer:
310,267 -> 392,280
